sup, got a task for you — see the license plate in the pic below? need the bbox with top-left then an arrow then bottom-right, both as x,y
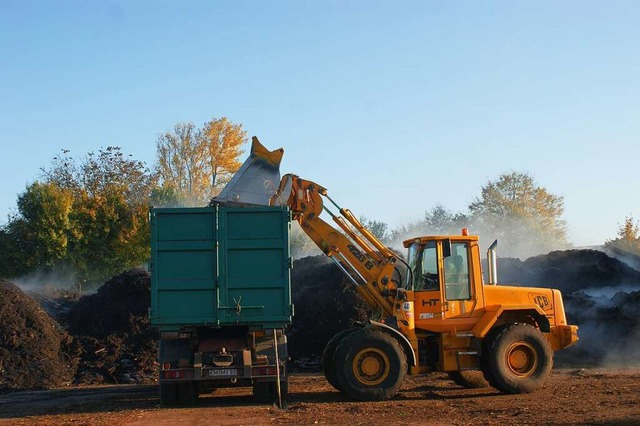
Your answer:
208,369 -> 238,377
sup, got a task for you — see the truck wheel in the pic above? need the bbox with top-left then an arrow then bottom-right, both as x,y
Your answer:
334,329 -> 407,401
159,382 -> 178,406
322,328 -> 357,392
447,371 -> 489,388
484,324 -> 553,394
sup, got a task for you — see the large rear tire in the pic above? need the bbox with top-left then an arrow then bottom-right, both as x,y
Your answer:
484,324 -> 553,394
448,370 -> 489,388
334,329 -> 407,401
322,328 -> 357,392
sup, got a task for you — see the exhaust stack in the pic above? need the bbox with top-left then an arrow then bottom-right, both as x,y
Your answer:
212,137 -> 284,206
487,239 -> 498,285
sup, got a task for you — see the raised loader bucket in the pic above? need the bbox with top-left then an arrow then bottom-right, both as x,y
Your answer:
211,136 -> 284,206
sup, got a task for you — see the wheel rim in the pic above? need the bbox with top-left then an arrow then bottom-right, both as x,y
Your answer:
505,341 -> 537,377
352,347 -> 390,386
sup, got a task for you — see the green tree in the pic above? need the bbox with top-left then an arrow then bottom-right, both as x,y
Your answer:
14,182 -> 74,268
605,215 -> 640,255
359,216 -> 390,243
424,204 -> 469,235
388,205 -> 468,244
469,171 -> 568,257
2,147 -> 157,289
155,117 -> 246,206
0,221 -> 30,277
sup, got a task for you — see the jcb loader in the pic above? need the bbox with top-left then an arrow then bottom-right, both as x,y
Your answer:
213,137 -> 579,401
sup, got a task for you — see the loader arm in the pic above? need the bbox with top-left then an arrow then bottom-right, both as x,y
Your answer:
271,174 -> 408,322
212,138 -> 413,333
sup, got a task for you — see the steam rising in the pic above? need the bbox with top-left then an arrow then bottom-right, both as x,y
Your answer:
13,266 -> 78,293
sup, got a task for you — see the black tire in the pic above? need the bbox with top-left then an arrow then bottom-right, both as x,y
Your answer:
448,370 -> 489,389
322,328 -> 357,392
484,324 -> 553,394
480,324 -> 511,386
334,329 -> 407,401
159,382 -> 178,406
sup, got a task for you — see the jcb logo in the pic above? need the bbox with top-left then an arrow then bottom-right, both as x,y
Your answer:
530,294 -> 552,312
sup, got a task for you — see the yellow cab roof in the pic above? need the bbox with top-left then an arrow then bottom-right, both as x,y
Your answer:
402,234 -> 479,248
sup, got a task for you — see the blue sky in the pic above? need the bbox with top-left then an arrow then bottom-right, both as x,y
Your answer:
1,1 -> 638,247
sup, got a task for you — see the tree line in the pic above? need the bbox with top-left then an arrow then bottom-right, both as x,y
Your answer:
0,117 -> 245,290
1,117 -> 637,289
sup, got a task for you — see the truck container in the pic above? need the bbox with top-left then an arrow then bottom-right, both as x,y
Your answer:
149,205 -> 292,405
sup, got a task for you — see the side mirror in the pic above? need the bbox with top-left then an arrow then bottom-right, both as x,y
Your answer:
442,239 -> 452,258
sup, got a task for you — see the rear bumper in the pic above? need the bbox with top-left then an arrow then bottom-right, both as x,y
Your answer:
548,325 -> 579,350
160,364 -> 285,384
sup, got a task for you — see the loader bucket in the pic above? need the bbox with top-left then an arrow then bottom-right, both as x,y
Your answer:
211,136 -> 284,206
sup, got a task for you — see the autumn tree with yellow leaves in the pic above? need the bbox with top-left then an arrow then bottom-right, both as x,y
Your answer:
605,216 -> 640,255
155,117 -> 245,206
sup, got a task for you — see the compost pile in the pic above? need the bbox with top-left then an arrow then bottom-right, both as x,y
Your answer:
2,249 -> 640,392
0,281 -> 75,392
288,256 -> 370,369
65,269 -> 158,385
497,249 -> 640,366
0,270 -> 157,392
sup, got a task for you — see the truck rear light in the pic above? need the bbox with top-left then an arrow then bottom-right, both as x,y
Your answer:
162,363 -> 171,370
255,354 -> 268,364
253,366 -> 277,376
163,370 -> 194,379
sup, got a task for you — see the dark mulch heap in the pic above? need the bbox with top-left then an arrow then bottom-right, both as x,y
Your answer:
498,250 -> 640,366
288,256 -> 370,369
0,281 -> 75,391
65,269 -> 158,385
2,249 -> 639,391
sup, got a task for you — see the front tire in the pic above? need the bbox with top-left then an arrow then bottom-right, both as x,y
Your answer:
334,329 -> 407,401
484,324 -> 553,394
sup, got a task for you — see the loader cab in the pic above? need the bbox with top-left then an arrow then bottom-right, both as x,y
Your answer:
404,233 -> 483,329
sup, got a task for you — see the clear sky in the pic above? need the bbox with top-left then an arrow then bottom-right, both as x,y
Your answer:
1,1 -> 638,247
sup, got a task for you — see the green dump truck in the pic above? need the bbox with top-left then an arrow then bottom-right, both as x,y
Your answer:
150,205 -> 292,405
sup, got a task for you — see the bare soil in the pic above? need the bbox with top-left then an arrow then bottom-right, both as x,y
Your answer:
0,369 -> 638,425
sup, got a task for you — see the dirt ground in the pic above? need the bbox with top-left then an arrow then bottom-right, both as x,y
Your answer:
1,368 -> 638,425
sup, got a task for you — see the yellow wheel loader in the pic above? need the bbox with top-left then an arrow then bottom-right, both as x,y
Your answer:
213,137 -> 579,401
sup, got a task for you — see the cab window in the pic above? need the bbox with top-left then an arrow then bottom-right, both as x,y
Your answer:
414,241 -> 438,291
444,242 -> 470,300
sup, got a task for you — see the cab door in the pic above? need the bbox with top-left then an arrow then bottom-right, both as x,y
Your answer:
412,241 -> 446,323
442,241 -> 476,319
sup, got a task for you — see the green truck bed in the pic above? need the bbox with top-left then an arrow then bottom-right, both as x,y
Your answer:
150,205 -> 292,331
